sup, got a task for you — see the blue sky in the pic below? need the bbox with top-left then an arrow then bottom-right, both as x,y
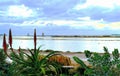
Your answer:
0,0 -> 120,35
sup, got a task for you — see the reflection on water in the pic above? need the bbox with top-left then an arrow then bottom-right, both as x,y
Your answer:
0,36 -> 120,53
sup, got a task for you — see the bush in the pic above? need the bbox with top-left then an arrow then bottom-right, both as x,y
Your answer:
0,49 -> 6,64
73,47 -> 120,76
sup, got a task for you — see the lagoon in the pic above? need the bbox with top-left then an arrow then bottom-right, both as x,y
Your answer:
0,36 -> 120,53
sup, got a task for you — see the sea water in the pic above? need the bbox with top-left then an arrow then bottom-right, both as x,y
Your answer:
0,36 -> 120,53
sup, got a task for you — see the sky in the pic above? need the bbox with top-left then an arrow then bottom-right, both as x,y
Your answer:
0,0 -> 120,35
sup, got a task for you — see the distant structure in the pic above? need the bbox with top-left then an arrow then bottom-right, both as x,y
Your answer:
112,34 -> 120,36
0,34 -> 3,36
111,34 -> 120,37
27,33 -> 30,36
42,32 -> 44,36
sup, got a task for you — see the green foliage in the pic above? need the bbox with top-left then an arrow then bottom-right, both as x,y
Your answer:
2,29 -> 67,76
0,49 -> 6,64
0,49 -> 7,76
112,49 -> 119,60
9,47 -> 62,76
84,50 -> 92,58
73,56 -> 88,70
73,47 -> 120,76
0,49 -> 16,76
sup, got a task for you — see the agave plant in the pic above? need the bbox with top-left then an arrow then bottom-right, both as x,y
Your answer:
0,49 -> 7,75
3,29 -> 62,76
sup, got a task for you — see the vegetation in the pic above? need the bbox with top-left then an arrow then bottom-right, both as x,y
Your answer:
0,49 -> 16,76
2,29 -> 120,76
0,49 -> 7,75
73,47 -> 120,76
3,29 -> 60,75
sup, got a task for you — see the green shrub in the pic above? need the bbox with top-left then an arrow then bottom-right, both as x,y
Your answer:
0,49 -> 7,75
73,47 -> 120,76
10,48 -> 62,76
0,49 -> 6,64
0,49 -> 15,76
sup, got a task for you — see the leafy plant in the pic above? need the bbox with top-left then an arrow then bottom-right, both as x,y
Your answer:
73,56 -> 92,76
0,49 -> 7,75
2,29 -> 63,76
73,47 -> 120,76
0,48 -> 16,76
0,49 -> 6,64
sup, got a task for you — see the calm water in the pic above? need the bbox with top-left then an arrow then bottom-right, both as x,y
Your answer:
0,36 -> 120,53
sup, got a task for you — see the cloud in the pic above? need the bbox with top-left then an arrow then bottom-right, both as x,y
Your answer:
7,5 -> 35,18
74,0 -> 120,10
69,0 -> 120,23
18,0 -> 82,18
0,4 -> 38,24
14,16 -> 105,30
0,0 -> 120,35
1,16 -> 119,32
1,0 -> 119,22
20,0 -> 80,8
105,22 -> 120,29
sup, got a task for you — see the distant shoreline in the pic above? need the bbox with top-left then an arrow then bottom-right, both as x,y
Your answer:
51,35 -> 120,38
1,35 -> 120,38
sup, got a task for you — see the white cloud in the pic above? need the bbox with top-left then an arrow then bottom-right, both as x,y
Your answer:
19,17 -> 105,28
7,5 -> 35,18
77,17 -> 90,21
74,0 -> 120,10
21,20 -> 50,26
106,22 -> 120,29
11,13 -> 120,30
